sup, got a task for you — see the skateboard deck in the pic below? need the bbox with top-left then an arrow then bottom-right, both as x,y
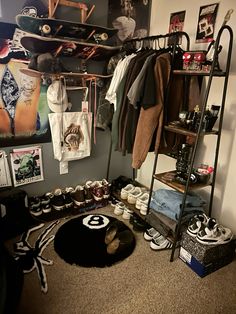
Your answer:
20,33 -> 122,61
16,14 -> 117,43
20,67 -> 113,79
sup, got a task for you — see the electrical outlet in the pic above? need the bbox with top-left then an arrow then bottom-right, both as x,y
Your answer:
59,161 -> 69,175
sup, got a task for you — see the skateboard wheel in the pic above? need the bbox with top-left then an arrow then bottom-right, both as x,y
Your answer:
100,33 -> 108,41
41,24 -> 51,35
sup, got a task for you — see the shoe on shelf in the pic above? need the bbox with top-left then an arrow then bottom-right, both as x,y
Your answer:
187,213 -> 210,238
196,219 -> 233,245
127,187 -> 143,205
28,196 -> 41,209
42,204 -> 52,214
122,207 -> 133,220
84,181 -> 94,204
51,188 -> 65,210
71,185 -> 86,207
29,206 -> 43,216
144,227 -> 161,241
101,179 -> 111,199
40,193 -> 52,206
136,192 -> 149,210
150,234 -> 173,251
104,220 -> 127,245
120,184 -> 135,200
106,230 -> 135,255
29,197 -> 42,216
114,202 -> 125,215
63,187 -> 74,208
91,181 -> 104,201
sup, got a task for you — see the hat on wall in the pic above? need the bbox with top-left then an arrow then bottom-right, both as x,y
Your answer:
47,80 -> 69,113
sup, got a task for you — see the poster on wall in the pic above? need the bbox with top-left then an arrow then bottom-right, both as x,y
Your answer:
169,11 -> 186,33
0,150 -> 12,188
10,146 -> 44,187
168,10 -> 186,45
0,60 -> 51,147
108,0 -> 151,45
195,3 -> 219,43
0,22 -> 51,147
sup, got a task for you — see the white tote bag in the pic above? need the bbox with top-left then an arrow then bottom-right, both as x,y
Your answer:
49,112 -> 92,162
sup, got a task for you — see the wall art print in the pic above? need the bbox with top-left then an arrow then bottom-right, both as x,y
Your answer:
10,146 -> 44,187
108,0 -> 151,44
0,22 -> 51,147
196,3 -> 219,43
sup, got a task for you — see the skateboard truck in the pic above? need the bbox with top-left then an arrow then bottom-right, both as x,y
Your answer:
48,0 -> 95,23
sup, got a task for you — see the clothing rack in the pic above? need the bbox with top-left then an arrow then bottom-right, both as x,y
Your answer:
106,31 -> 190,182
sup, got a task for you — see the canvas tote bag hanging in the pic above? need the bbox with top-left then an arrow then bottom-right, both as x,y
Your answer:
49,111 -> 92,162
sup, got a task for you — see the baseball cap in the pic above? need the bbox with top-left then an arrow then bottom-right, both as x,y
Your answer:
47,80 -> 69,113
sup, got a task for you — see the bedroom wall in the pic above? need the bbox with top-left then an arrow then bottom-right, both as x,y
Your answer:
0,0 -> 133,196
137,0 -> 236,233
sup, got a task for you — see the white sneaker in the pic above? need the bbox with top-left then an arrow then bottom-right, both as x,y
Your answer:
120,184 -> 135,200
144,227 -> 161,241
122,207 -> 133,220
114,202 -> 125,215
136,192 -> 149,210
150,235 -> 173,251
127,187 -> 143,204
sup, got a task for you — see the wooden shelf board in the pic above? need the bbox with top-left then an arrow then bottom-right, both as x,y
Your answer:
153,171 -> 211,193
173,70 -> 226,77
164,125 -> 218,137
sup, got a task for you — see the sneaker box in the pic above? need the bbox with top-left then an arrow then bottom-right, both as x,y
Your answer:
181,231 -> 235,264
179,246 -> 235,277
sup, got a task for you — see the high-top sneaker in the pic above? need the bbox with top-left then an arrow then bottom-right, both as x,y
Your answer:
29,196 -> 42,216
101,179 -> 111,199
71,185 -> 86,207
51,189 -> 65,210
63,187 -> 74,208
91,181 -> 104,201
84,181 -> 94,204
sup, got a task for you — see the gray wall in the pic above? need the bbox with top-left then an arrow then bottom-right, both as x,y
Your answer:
0,0 -> 133,196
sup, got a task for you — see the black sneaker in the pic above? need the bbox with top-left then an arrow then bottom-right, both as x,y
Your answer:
40,192 -> 53,206
30,206 -> 43,216
42,204 -> 52,214
63,187 -> 74,208
84,181 -> 94,204
29,196 -> 41,209
71,185 -> 86,207
51,189 -> 65,210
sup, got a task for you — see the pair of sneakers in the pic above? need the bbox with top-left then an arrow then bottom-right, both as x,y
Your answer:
86,179 -> 111,201
120,184 -> 145,205
113,202 -> 133,220
187,213 -> 233,245
144,227 -> 173,251
29,192 -> 53,216
135,192 -> 151,215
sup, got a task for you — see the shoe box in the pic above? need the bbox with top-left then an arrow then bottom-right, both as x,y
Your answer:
179,231 -> 235,277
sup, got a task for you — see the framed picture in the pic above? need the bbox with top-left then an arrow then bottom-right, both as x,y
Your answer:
10,146 -> 44,187
108,0 -> 152,44
196,3 -> 219,43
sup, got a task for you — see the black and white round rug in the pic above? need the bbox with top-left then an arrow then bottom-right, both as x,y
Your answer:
54,214 -> 136,267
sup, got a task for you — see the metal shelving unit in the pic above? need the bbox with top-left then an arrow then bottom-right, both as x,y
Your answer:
146,25 -> 233,262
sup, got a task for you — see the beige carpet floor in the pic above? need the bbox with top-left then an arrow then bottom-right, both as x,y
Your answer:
7,205 -> 236,314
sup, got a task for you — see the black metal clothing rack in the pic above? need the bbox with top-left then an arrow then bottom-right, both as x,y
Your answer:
106,31 -> 190,182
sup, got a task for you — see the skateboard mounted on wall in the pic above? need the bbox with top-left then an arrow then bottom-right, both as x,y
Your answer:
20,33 -> 122,61
15,14 -> 118,44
